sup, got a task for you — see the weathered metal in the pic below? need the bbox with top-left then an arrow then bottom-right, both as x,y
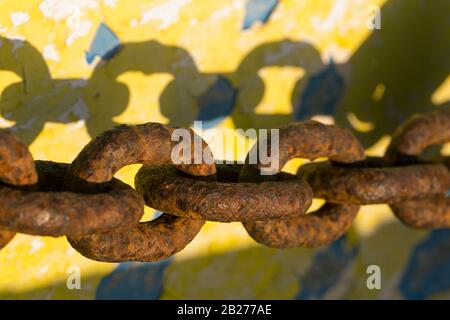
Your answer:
66,123 -> 215,262
0,111 -> 448,261
0,161 -> 144,237
240,121 -> 364,248
135,164 -> 312,222
298,160 -> 450,204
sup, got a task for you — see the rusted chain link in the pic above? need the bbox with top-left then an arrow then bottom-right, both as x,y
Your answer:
384,109 -> 450,228
0,110 -> 448,261
135,164 -> 312,222
66,123 -> 214,262
297,159 -> 450,204
0,129 -> 37,248
239,121 -> 364,248
0,160 -> 143,237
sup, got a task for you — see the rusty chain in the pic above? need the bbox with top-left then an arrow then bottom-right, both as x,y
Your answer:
0,109 -> 449,262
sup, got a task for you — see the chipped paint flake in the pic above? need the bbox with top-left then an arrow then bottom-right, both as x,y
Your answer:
39,264 -> 49,274
39,0 -> 98,20
10,12 -> 30,27
103,0 -> 118,8
209,0 -> 244,23
130,19 -> 138,28
29,239 -> 45,254
43,44 -> 60,61
140,0 -> 192,29
311,0 -> 347,31
85,23 -> 120,64
39,0 -> 98,45
242,0 -> 279,30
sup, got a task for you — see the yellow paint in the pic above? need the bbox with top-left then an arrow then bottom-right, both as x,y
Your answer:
346,111 -> 375,132
432,74 -> 450,105
0,0 -> 448,299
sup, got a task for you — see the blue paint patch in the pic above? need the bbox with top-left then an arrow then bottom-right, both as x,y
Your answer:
153,211 -> 164,219
294,60 -> 345,120
296,237 -> 357,300
399,229 -> 450,299
85,23 -> 121,65
96,259 -> 171,300
242,0 -> 279,30
195,76 -> 236,129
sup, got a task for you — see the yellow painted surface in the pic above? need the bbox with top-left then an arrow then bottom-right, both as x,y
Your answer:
0,0 -> 449,299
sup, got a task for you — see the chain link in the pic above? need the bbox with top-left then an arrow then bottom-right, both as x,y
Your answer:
0,109 -> 449,262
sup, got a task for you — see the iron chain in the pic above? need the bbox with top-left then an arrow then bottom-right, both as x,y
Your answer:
0,110 -> 449,262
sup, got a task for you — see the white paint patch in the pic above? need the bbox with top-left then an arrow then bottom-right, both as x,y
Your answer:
71,99 -> 89,119
39,264 -> 49,274
66,20 -> 92,45
58,98 -> 89,122
10,12 -> 30,27
0,117 -> 15,129
209,0 -> 244,23
130,19 -> 138,28
43,44 -> 60,61
140,0 -> 191,30
103,0 -> 118,8
39,0 -> 98,45
66,119 -> 86,132
39,0 -> 98,20
311,0 -> 347,31
29,238 -> 44,254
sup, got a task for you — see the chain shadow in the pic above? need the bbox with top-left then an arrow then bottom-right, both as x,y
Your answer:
1,0 -> 450,300
0,37 -> 324,144
2,220 -> 450,299
335,0 -> 450,147
1,0 -> 448,147
0,39 -> 200,144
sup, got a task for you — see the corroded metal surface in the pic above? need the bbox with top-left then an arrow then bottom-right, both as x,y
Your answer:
391,196 -> 450,228
384,109 -> 450,228
0,161 -> 144,236
298,160 -> 450,204
0,129 -> 37,186
64,123 -> 215,192
243,204 -> 359,248
135,164 -> 312,222
0,111 -> 449,261
68,215 -> 205,262
385,109 -> 450,165
240,121 -> 365,248
240,120 -> 365,181
66,123 -> 214,262
0,229 -> 15,250
0,129 -> 38,248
